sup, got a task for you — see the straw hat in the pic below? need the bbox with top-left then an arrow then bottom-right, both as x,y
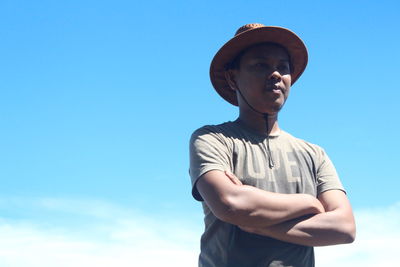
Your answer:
209,23 -> 308,106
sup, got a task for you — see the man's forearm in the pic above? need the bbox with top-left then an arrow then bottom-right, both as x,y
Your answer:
241,211 -> 355,246
239,190 -> 356,246
221,184 -> 325,228
198,171 -> 325,228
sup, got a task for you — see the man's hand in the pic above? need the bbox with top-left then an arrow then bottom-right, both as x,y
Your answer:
224,171 -> 243,186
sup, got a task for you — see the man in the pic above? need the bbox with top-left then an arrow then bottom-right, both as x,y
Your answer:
189,23 -> 356,267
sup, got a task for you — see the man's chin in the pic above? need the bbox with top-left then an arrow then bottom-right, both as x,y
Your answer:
262,103 -> 285,115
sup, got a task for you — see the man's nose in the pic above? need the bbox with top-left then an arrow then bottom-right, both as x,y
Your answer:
269,71 -> 281,82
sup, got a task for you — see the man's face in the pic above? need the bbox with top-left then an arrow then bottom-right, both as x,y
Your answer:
231,43 -> 292,115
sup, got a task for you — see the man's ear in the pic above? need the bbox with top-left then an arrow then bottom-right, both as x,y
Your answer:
224,70 -> 238,91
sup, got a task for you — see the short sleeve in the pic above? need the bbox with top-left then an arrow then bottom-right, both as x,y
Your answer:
189,127 -> 232,201
316,148 -> 345,195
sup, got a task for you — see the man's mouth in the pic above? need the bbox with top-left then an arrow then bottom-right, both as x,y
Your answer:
266,86 -> 283,94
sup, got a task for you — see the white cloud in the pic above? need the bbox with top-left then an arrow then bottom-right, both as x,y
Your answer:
316,202 -> 400,267
0,198 -> 399,266
0,197 -> 202,267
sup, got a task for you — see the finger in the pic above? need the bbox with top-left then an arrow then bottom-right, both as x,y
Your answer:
225,171 -> 243,185
225,170 -> 237,182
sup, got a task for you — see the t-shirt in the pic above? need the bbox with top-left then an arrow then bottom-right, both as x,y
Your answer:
189,120 -> 344,267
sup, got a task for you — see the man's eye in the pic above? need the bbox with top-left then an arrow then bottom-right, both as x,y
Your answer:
278,65 -> 290,72
254,63 -> 269,68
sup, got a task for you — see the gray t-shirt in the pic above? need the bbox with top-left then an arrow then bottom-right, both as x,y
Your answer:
189,121 -> 344,267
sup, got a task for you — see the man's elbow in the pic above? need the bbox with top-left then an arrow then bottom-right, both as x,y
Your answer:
345,223 -> 356,243
211,193 -> 254,225
212,194 -> 241,223
340,220 -> 356,244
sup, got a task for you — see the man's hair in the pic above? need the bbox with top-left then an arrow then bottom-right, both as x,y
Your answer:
225,42 -> 293,72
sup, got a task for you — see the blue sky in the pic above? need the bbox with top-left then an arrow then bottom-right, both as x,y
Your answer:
1,0 -> 399,266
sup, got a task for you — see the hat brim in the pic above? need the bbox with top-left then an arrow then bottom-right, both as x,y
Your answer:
210,26 -> 308,106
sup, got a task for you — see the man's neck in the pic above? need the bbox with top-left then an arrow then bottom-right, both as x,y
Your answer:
237,112 -> 280,135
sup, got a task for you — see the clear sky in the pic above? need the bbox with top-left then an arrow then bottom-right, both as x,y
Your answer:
1,0 -> 399,266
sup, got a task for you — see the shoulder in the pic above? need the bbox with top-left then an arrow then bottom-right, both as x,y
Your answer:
190,121 -> 238,143
280,131 -> 327,157
191,121 -> 237,135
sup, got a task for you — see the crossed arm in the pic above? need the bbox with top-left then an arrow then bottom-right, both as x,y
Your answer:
196,170 -> 356,247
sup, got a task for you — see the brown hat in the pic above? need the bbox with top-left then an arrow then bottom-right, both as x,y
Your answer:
210,23 -> 308,106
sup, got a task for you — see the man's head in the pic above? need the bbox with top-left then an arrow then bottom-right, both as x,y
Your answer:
225,43 -> 292,115
210,23 -> 308,106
